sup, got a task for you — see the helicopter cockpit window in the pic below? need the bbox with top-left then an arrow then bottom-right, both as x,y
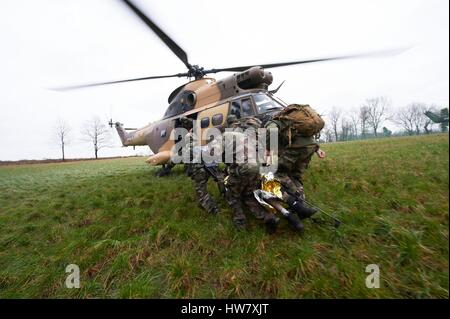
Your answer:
254,93 -> 283,114
230,101 -> 242,118
241,98 -> 254,116
230,98 -> 254,118
163,91 -> 195,119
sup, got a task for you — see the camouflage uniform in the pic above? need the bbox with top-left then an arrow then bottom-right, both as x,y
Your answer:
223,116 -> 272,229
226,161 -> 265,227
265,119 -> 319,219
179,117 -> 220,215
267,121 -> 318,181
266,120 -> 319,225
183,131 -> 220,215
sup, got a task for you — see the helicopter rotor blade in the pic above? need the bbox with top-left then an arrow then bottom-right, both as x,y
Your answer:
121,0 -> 191,70
204,47 -> 410,74
52,47 -> 410,91
51,72 -> 188,91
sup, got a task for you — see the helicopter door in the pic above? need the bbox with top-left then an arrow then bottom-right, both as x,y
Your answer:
230,97 -> 255,119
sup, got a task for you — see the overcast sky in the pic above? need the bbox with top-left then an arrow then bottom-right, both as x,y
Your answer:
0,0 -> 448,160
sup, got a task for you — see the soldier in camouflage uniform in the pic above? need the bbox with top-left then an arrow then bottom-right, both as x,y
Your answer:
265,119 -> 324,220
223,115 -> 278,231
180,117 -> 220,215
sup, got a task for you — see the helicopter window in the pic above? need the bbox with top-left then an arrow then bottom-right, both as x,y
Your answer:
160,129 -> 167,138
163,91 -> 196,119
230,101 -> 241,118
200,117 -> 210,128
212,114 -> 224,126
241,98 -> 254,116
254,93 -> 283,114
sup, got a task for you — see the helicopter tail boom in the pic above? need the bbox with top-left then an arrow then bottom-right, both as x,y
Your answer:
114,122 -> 150,147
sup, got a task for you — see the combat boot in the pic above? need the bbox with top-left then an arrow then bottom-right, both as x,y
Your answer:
208,206 -> 219,215
264,213 -> 280,234
285,212 -> 304,232
289,199 -> 317,220
252,208 -> 266,220
204,201 -> 219,215
233,217 -> 247,230
233,209 -> 247,230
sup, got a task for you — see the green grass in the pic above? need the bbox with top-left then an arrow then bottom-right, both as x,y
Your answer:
0,134 -> 448,298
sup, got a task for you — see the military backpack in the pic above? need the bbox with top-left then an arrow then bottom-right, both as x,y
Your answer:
272,104 -> 324,138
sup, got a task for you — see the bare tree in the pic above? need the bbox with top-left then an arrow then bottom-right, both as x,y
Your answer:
412,103 -> 427,134
329,107 -> 341,142
394,104 -> 417,135
322,122 -> 334,143
394,103 -> 428,135
82,116 -> 111,159
364,97 -> 390,137
340,116 -> 352,141
53,119 -> 71,161
358,105 -> 370,139
349,110 -> 360,139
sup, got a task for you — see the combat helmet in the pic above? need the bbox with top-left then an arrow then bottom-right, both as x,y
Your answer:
241,117 -> 262,130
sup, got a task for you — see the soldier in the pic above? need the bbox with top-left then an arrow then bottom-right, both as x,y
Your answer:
179,116 -> 220,215
265,104 -> 325,223
223,115 -> 278,231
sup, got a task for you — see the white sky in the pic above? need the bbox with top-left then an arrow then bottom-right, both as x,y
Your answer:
0,0 -> 448,160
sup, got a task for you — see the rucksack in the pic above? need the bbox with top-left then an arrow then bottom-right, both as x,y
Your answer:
272,104 -> 324,138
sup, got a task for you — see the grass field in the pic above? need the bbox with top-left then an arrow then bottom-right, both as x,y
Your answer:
0,134 -> 448,298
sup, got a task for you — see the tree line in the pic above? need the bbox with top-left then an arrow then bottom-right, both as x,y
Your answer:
52,99 -> 449,160
321,97 -> 448,143
52,116 -> 111,161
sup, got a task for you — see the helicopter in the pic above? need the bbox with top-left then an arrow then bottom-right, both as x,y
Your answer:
58,0 -> 406,175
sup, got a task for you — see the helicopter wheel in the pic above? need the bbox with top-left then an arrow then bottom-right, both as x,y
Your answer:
156,164 -> 172,177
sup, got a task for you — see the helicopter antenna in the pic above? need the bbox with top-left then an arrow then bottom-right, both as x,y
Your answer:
269,81 -> 285,95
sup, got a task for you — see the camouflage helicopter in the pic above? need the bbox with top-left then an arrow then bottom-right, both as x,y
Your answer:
59,0 -> 405,175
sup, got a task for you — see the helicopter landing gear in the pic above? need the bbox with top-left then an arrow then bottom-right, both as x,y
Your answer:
155,163 -> 174,177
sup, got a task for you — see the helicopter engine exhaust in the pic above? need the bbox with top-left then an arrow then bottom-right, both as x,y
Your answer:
235,66 -> 273,90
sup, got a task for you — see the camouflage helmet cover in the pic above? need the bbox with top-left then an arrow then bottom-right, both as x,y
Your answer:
241,117 -> 262,130
226,114 -> 239,128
